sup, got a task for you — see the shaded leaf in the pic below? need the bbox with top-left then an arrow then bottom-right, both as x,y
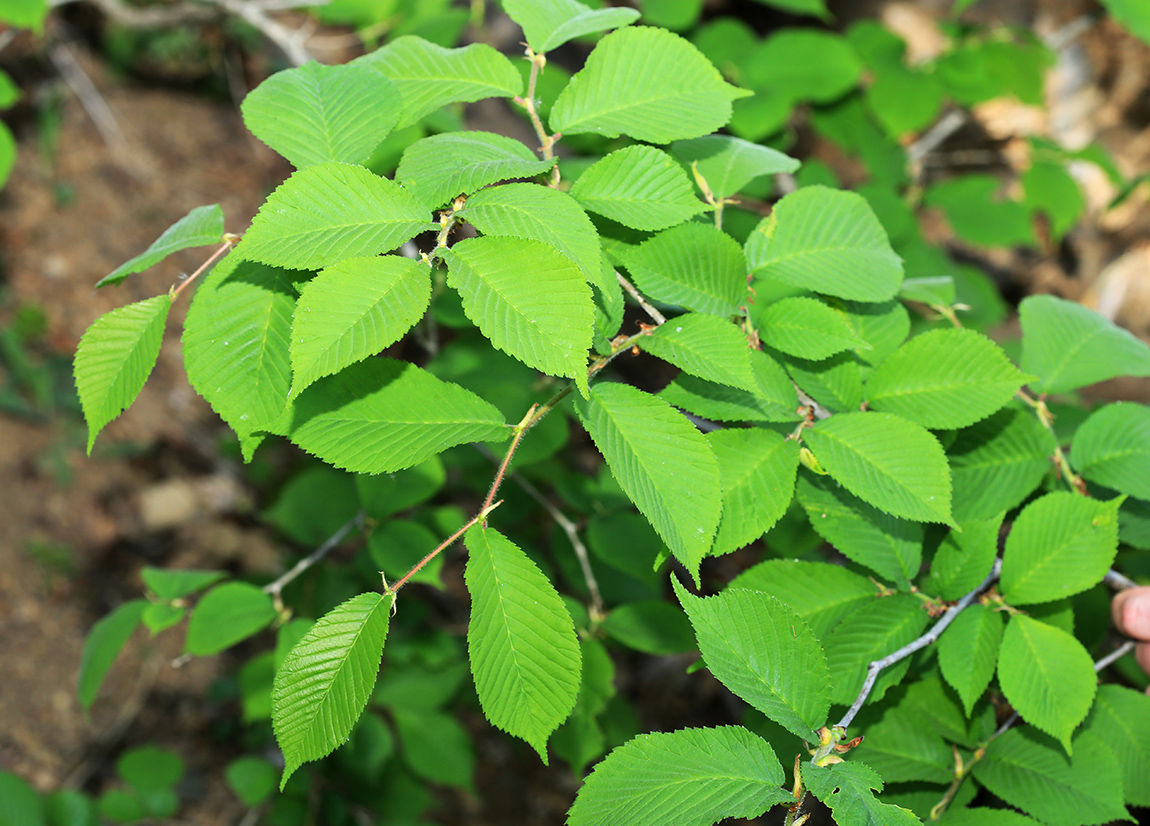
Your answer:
141,568 -> 226,601
601,601 -> 695,655
707,428 -> 800,556
1080,683 -> 1150,807
660,349 -> 800,423
938,603 -> 1004,716
852,709 -> 952,784
185,582 -> 277,656
97,204 -> 224,287
670,134 -> 799,200
925,515 -> 1002,600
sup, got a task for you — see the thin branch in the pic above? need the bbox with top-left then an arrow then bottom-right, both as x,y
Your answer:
211,0 -> 313,66
1094,639 -> 1137,673
1104,568 -> 1139,591
387,502 -> 500,595
171,236 -> 239,301
264,511 -> 365,600
616,271 -> 666,325
907,109 -> 967,167
52,0 -> 218,27
837,559 -> 1002,730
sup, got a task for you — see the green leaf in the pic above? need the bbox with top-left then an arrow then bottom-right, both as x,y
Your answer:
273,592 -> 392,789
600,601 -> 695,655
750,0 -> 828,17
237,163 -> 432,270
642,313 -> 756,391
42,789 -> 96,826
804,762 -> 923,826
183,256 -> 301,458
504,0 -> 640,52
899,276 -> 955,307
458,182 -> 603,289
550,26 -> 749,143
118,746 -> 183,791
0,771 -> 44,826
972,728 -> 1130,826
465,525 -> 581,761
670,134 -> 799,201
185,582 -> 277,656
1023,161 -> 1084,241
804,411 -> 954,525
741,29 -> 862,104
96,205 -> 224,287
0,0 -> 48,29
759,296 -> 871,360
240,61 -> 401,169
574,382 -> 722,580
569,145 -> 708,231
356,36 -> 522,129
866,328 -> 1032,429
1080,683 -> 1150,807
142,603 -> 185,635
1101,0 -> 1150,46
780,351 -> 864,414
75,295 -> 171,452
660,349 -> 800,423
625,223 -> 746,316
747,186 -> 902,302
0,122 -> 14,190
938,603 -> 1004,716
731,559 -> 877,639
674,580 -> 830,740
925,516 -> 1001,600
948,407 -> 1055,522
141,568 -> 226,601
1069,402 -> 1150,500
443,236 -> 593,392
281,358 -> 509,474
396,131 -> 554,211
941,810 -> 1041,826
708,428 -> 800,556
997,615 -> 1096,753
1020,294 -> 1150,394
567,726 -> 790,826
78,599 -> 146,711
224,757 -> 277,807
824,594 -> 929,706
392,707 -> 474,789
852,709 -> 953,784
924,175 -> 1033,247
999,492 -> 1121,605
796,472 -> 923,589
290,255 -> 431,398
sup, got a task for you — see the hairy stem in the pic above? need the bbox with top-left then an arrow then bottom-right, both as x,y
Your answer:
170,236 -> 238,301
387,501 -> 501,595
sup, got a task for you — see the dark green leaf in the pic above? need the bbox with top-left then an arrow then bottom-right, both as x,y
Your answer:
185,582 -> 276,656
78,599 -> 146,711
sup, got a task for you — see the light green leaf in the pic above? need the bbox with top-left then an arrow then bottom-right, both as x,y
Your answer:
504,0 -> 640,52
1023,161 -> 1084,241
0,0 -> 48,29
1080,683 -> 1150,807
281,358 -> 509,474
97,204 -> 224,287
804,411 -> 954,525
443,236 -> 593,392
1020,294 -> 1150,394
141,568 -> 226,601
237,162 -> 432,270
78,599 -> 146,711
796,472 -> 923,589
273,592 -> 392,788
925,515 -> 1002,600
746,186 -> 903,302
758,296 -> 870,360
852,709 -> 953,784
866,328 -> 1032,429
568,145 -> 708,231
465,525 -> 581,761
804,761 -> 923,826
642,313 -> 755,391
356,36 -> 522,129
972,728 -> 1130,826
750,0 -> 828,17
731,559 -> 877,639
458,182 -> 603,289
924,175 -> 1034,247
185,582 -> 277,656
574,382 -> 722,580
670,134 -> 799,200
1101,0 -> 1150,46
290,256 -> 431,398
707,428 -> 800,556
674,580 -> 830,740
997,615 -> 1096,753
938,603 -> 1004,716
396,131 -> 554,211
1000,492 -> 1121,605
1069,402 -> 1150,500
143,603 -> 186,635
75,295 -> 171,453
625,223 -> 746,316
183,256 -> 301,459
0,122 -> 14,190
567,726 -> 790,826
660,349 -> 800,423
240,61 -> 401,169
824,594 -> 929,706
899,276 -> 955,307
550,26 -> 749,143
948,407 -> 1055,522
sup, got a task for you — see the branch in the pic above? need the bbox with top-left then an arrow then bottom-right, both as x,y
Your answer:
616,271 -> 667,325
264,511 -> 365,601
211,0 -> 313,66
1104,568 -> 1139,591
837,559 -> 1002,730
52,0 -> 218,27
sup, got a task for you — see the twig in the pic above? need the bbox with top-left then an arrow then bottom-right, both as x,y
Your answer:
617,271 -> 667,325
907,109 -> 967,167
474,444 -> 605,620
1104,568 -> 1139,591
211,0 -> 313,66
1094,639 -> 1137,673
387,502 -> 501,594
264,512 -> 365,601
837,559 -> 1002,730
171,237 -> 239,301
0,30 -> 16,56
52,0 -> 217,27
